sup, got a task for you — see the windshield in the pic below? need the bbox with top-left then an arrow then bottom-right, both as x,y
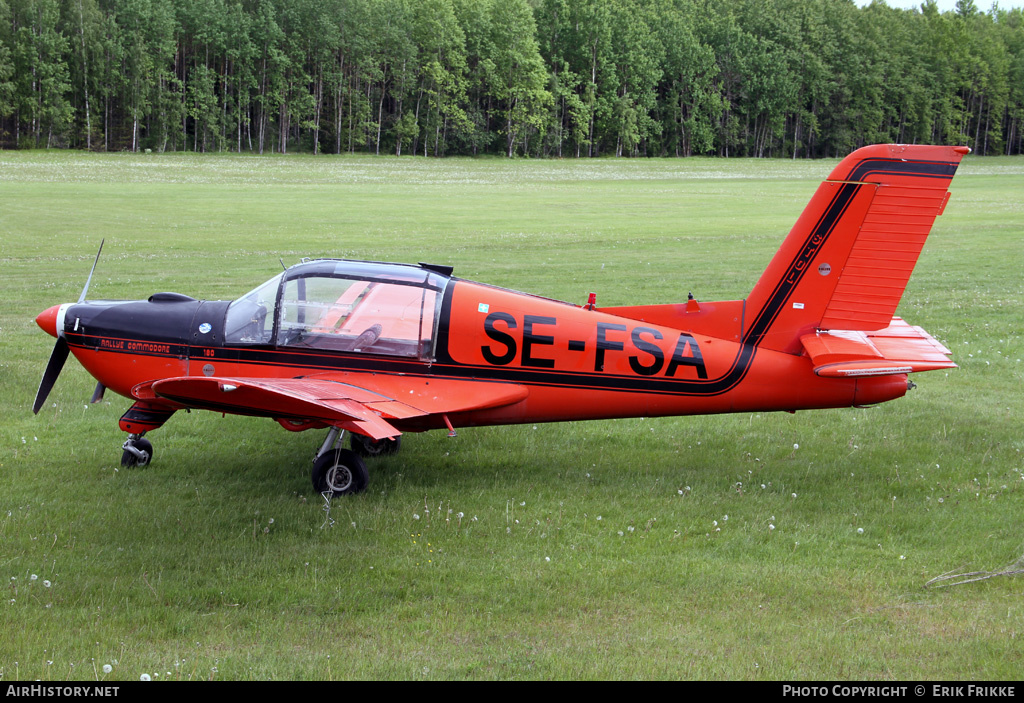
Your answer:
224,273 -> 282,344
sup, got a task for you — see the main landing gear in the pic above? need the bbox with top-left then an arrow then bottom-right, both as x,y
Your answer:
312,427 -> 369,496
350,433 -> 401,457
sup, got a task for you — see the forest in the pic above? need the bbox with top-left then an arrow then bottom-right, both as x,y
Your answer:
1,0 -> 1022,157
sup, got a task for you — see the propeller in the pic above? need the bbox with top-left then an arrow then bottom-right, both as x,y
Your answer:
32,337 -> 70,414
32,240 -> 104,414
77,239 -> 104,304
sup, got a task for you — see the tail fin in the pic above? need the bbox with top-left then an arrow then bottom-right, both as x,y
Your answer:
746,144 -> 968,354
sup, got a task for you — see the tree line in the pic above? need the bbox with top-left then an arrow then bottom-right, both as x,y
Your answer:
1,0 -> 1022,157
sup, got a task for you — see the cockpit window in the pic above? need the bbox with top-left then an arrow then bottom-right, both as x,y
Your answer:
225,273 -> 282,344
228,261 -> 448,359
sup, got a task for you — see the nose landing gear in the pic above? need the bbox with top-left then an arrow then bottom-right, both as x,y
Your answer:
121,434 -> 153,467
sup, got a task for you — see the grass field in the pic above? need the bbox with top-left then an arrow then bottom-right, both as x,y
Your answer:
1,150 -> 1022,681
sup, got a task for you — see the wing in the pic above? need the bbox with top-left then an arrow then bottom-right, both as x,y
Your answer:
800,318 -> 955,378
143,374 -> 529,440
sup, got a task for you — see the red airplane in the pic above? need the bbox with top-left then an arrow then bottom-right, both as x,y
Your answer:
33,143 -> 968,496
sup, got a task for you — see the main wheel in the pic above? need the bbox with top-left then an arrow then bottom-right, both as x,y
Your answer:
121,437 -> 154,467
350,433 -> 401,457
312,448 -> 368,496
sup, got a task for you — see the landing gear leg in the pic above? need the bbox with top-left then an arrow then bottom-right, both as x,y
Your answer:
316,427 -> 345,461
312,428 -> 369,496
121,433 -> 153,467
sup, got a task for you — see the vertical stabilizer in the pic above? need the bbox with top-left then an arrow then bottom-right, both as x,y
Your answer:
745,144 -> 968,354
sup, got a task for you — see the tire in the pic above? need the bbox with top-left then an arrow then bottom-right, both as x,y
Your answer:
121,437 -> 154,468
350,433 -> 401,457
312,448 -> 369,496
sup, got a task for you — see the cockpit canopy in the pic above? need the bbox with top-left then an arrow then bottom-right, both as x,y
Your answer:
225,260 -> 450,360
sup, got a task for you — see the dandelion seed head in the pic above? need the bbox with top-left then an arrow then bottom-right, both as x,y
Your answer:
103,664 -> 112,674
857,527 -> 864,534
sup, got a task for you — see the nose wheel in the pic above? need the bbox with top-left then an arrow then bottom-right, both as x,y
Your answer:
121,435 -> 153,467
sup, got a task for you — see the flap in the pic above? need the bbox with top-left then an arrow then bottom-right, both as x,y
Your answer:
303,372 -> 529,416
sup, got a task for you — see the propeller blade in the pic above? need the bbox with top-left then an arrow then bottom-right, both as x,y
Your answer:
33,336 -> 70,414
78,239 -> 105,304
90,382 -> 106,404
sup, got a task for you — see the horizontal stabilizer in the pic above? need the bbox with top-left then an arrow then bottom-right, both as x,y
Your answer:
801,318 -> 955,378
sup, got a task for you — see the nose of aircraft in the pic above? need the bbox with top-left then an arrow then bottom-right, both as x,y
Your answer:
36,304 -> 62,338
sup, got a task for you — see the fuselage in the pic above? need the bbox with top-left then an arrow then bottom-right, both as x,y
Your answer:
37,259 -> 907,433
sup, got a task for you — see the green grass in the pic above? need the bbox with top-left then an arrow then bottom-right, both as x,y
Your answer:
1,150 -> 1022,680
